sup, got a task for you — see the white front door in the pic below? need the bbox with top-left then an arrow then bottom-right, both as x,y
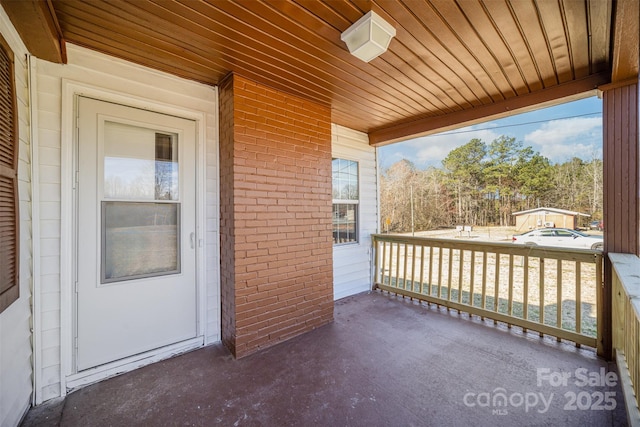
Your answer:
76,97 -> 198,371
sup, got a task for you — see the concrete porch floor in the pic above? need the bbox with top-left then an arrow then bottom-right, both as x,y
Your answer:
22,292 -> 627,426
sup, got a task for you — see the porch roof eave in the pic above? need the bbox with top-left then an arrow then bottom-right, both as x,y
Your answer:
2,1 -> 637,146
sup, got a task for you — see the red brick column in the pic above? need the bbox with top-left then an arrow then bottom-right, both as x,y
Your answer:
219,74 -> 334,357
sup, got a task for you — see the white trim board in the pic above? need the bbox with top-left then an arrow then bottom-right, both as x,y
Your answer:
28,53 -> 43,406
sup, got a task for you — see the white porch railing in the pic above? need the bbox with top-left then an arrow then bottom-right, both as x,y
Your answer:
611,253 -> 640,426
372,234 -> 603,352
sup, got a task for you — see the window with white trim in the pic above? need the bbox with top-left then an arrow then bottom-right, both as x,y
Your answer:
332,158 -> 358,245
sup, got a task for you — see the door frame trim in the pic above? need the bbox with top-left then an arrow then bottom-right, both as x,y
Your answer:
60,80 -> 208,394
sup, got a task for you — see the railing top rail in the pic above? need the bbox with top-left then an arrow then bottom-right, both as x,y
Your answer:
610,253 -> 640,320
371,233 -> 601,263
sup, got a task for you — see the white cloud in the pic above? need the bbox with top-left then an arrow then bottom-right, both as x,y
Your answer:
379,114 -> 603,170
403,125 -> 501,167
524,117 -> 602,161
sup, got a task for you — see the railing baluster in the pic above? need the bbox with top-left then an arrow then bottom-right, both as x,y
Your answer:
419,245 -> 425,295
447,248 -> 454,307
411,244 -> 420,291
508,254 -> 514,327
629,318 -> 640,412
372,237 -> 384,285
437,246 -> 443,300
628,299 -> 632,393
633,324 -> 636,409
394,242 -> 401,289
428,245 -> 434,296
381,240 -> 388,285
458,249 -> 464,310
388,241 -> 392,285
632,307 -> 636,405
575,261 -> 581,339
381,242 -> 385,286
623,293 -> 639,410
523,255 -> 529,332
556,259 -> 562,342
481,252 -> 487,320
402,244 -> 409,292
470,251 -> 475,307
408,244 -> 413,291
629,306 -> 637,408
383,241 -> 387,286
494,253 -> 500,324
596,253 -> 604,357
539,258 -> 545,337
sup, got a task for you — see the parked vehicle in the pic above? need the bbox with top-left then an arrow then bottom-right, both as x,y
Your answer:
512,228 -> 603,250
589,220 -> 604,231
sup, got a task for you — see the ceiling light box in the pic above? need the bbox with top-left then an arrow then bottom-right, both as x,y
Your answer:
340,11 -> 396,63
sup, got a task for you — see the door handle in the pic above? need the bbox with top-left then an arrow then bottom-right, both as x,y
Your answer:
190,232 -> 195,249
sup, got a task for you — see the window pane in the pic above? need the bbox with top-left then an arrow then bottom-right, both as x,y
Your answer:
104,122 -> 179,200
333,203 -> 357,244
102,201 -> 180,283
332,158 -> 358,200
154,133 -> 179,200
332,158 -> 359,245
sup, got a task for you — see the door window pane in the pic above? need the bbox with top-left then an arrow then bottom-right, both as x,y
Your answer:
104,121 -> 179,200
102,201 -> 180,283
154,133 -> 178,200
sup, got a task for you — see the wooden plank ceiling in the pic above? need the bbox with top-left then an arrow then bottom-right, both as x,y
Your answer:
8,0 -> 627,144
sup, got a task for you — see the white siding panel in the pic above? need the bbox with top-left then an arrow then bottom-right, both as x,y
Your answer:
33,44 -> 220,402
39,165 -> 60,184
37,146 -> 60,167
332,124 -> 378,300
36,110 -> 61,133
40,310 -> 59,330
39,202 -> 60,221
0,6 -> 33,427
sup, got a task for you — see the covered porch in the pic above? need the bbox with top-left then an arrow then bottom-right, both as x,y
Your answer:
22,292 -> 625,426
0,1 -> 637,427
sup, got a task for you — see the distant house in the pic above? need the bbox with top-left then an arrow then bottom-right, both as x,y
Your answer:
512,208 -> 591,231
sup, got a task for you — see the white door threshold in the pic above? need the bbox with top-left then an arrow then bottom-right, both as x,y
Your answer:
66,336 -> 205,391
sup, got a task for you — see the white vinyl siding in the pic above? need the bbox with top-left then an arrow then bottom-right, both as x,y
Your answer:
35,69 -> 63,402
33,44 -> 220,402
332,124 -> 378,300
0,6 -> 33,427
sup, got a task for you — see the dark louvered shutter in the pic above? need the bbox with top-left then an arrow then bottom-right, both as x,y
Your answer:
0,34 -> 18,314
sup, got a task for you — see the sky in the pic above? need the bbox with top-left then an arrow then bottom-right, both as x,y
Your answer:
377,96 -> 603,170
